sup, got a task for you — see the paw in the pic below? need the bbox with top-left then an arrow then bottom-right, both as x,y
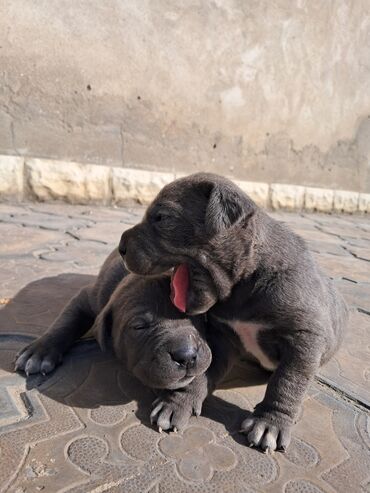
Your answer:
14,339 -> 62,376
150,390 -> 203,433
240,414 -> 292,453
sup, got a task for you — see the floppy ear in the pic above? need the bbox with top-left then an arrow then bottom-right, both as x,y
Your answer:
92,304 -> 113,352
205,183 -> 254,235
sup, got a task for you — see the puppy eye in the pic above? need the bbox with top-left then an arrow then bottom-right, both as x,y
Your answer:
133,323 -> 147,330
131,320 -> 148,330
153,212 -> 171,224
130,314 -> 155,330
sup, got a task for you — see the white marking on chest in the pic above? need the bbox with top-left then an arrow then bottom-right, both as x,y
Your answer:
230,320 -> 277,371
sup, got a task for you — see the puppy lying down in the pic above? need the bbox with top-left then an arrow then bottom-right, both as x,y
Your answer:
15,250 -> 212,430
16,173 -> 348,453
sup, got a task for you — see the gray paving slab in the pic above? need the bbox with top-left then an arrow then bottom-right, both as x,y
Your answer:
0,203 -> 369,493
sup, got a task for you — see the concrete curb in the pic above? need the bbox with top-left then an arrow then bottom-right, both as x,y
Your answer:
0,154 -> 369,213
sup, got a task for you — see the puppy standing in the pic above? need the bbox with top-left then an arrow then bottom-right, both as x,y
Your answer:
119,172 -> 348,452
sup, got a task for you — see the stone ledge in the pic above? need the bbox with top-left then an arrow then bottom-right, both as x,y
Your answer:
0,155 -> 24,199
333,190 -> 359,213
270,184 -> 306,211
235,180 -> 269,209
358,193 -> 370,213
112,167 -> 174,205
24,158 -> 111,204
0,154 -> 368,213
304,187 -> 334,213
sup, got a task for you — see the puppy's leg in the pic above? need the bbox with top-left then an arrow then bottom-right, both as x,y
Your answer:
15,286 -> 96,375
241,336 -> 321,453
151,324 -> 238,432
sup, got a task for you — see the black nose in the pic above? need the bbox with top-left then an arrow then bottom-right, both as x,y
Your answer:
171,346 -> 198,368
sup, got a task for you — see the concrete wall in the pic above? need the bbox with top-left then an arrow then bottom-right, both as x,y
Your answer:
1,0 -> 370,192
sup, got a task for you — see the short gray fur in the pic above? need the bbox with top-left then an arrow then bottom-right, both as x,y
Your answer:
119,172 -> 348,452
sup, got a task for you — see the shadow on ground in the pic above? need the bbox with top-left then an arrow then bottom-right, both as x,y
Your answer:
0,274 -> 268,435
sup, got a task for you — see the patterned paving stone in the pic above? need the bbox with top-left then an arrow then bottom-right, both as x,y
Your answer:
0,203 -> 369,492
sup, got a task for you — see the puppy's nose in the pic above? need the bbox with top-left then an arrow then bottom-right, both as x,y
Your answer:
171,346 -> 198,368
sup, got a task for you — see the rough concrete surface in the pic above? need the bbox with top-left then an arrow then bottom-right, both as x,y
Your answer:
1,1 -> 370,191
0,202 -> 369,493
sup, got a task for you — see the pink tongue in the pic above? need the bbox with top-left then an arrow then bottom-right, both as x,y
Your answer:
171,263 -> 189,313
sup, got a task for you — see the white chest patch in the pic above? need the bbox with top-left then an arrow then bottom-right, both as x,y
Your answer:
230,320 -> 277,371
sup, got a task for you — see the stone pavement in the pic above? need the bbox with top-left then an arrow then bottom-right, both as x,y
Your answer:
0,202 -> 369,493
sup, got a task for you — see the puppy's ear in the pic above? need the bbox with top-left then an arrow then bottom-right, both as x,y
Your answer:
92,304 -> 113,352
205,184 -> 254,235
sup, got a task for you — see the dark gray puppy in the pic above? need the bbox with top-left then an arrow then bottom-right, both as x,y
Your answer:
119,172 -> 348,452
15,249 -> 212,430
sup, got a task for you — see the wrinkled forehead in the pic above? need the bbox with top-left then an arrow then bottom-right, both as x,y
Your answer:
163,175 -> 213,202
119,275 -> 186,320
148,183 -> 208,219
146,197 -> 183,217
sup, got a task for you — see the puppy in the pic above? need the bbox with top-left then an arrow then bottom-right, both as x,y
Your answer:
119,172 -> 348,452
15,249 -> 212,430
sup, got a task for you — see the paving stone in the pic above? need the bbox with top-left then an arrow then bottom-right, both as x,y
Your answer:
344,244 -> 370,262
1,210 -> 94,232
293,227 -> 341,243
72,222 -> 130,245
312,213 -> 362,224
0,202 -> 369,492
335,278 -> 370,314
271,211 -> 318,226
307,240 -> 349,257
39,240 -> 113,269
346,237 -> 370,249
317,223 -> 370,241
318,309 -> 370,406
26,202 -> 94,216
313,252 -> 370,283
0,223 -> 65,259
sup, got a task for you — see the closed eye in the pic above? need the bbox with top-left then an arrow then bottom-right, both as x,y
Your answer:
132,324 -> 149,330
130,314 -> 156,330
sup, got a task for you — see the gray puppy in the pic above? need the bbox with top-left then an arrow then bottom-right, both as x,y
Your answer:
15,249 -> 212,429
119,172 -> 348,452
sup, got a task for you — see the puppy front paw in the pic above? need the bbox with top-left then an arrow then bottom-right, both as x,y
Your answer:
240,414 -> 292,453
14,339 -> 62,376
150,378 -> 207,432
